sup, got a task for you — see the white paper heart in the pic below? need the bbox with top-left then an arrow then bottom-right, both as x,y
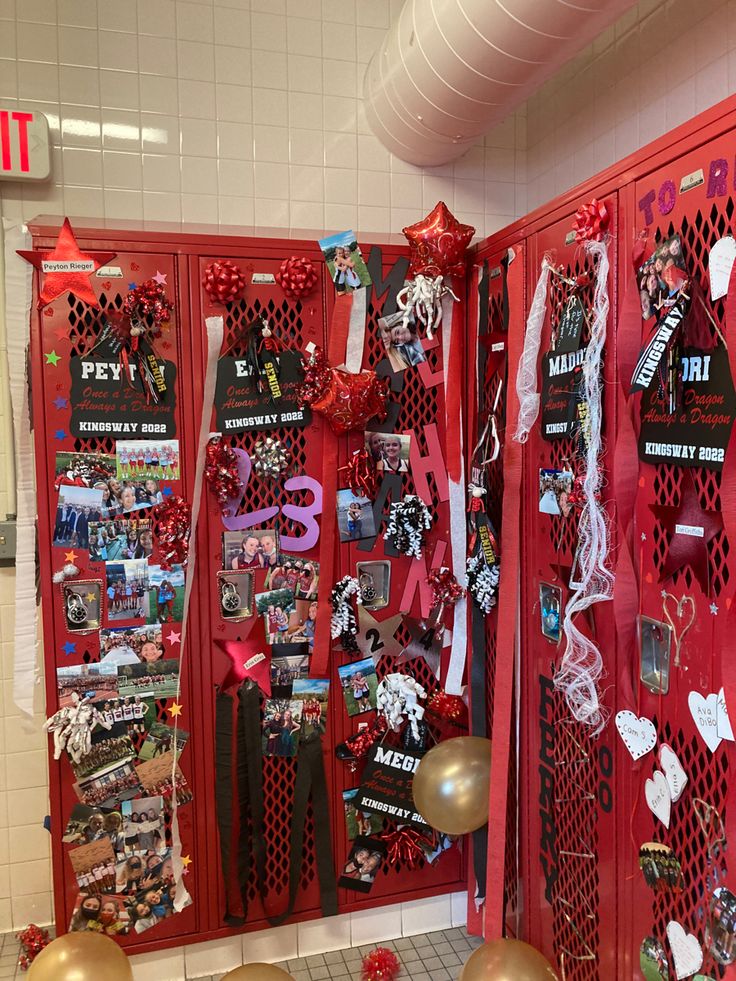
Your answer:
645,770 -> 672,828
709,235 -> 736,300
659,744 -> 688,803
615,710 -> 657,760
717,687 -> 735,741
666,921 -> 703,979
688,691 -> 722,753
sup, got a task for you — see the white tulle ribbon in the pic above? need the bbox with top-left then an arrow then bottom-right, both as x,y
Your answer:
513,255 -> 553,442
396,274 -> 459,339
554,240 -> 614,735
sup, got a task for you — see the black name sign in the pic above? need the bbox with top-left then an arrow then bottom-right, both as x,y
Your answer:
214,350 -> 310,433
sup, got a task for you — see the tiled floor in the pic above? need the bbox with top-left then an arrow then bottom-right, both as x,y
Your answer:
0,927 -> 482,979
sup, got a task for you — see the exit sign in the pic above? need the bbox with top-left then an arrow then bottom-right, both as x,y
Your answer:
0,109 -> 50,180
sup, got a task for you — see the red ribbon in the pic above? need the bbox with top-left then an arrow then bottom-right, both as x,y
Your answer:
380,827 -> 432,870
572,198 -> 610,243
339,447 -> 379,498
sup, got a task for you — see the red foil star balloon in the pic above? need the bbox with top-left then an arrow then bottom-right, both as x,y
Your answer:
215,638 -> 271,696
297,346 -> 389,434
18,217 -> 116,310
650,470 -> 723,594
402,201 -> 475,279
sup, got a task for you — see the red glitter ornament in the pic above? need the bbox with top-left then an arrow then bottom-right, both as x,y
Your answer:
361,947 -> 401,981
205,436 -> 243,515
297,346 -> 389,434
339,447 -> 379,498
403,201 -> 475,280
276,255 -> 318,299
572,198 -> 610,243
203,259 -> 247,304
16,924 -> 50,971
152,496 -> 191,570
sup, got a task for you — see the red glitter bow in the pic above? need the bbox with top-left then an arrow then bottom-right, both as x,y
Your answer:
426,690 -> 468,729
202,259 -> 247,304
572,198 -> 610,243
361,947 -> 401,981
339,447 -> 379,498
152,496 -> 191,569
380,827 -> 431,871
205,436 -> 243,514
297,346 -> 389,434
122,279 -> 173,339
427,567 -> 464,609
17,924 -> 50,971
276,255 -> 318,299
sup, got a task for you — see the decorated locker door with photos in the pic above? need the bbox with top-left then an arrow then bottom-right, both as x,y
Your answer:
519,203 -> 619,980
620,130 -> 736,981
27,223 -> 203,947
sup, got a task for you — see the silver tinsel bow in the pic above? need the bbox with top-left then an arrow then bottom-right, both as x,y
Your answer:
253,436 -> 289,479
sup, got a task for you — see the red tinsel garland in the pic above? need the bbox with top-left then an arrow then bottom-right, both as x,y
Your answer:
152,496 -> 191,570
362,947 -> 401,981
205,436 -> 243,514
426,567 -> 464,609
572,198 -> 610,243
202,259 -> 247,304
276,255 -> 318,299
17,924 -> 50,971
339,447 -> 379,498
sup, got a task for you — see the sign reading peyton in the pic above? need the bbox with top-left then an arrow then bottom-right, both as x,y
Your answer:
214,349 -> 310,432
70,333 -> 177,438
638,346 -> 736,471
0,109 -> 50,180
353,744 -> 429,829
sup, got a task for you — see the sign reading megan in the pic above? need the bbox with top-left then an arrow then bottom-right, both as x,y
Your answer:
638,346 -> 736,471
353,744 -> 430,829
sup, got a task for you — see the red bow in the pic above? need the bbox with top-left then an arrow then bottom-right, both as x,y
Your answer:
426,567 -> 464,609
202,259 -> 247,304
205,436 -> 243,514
339,447 -> 379,498
276,256 -> 318,299
572,198 -> 610,243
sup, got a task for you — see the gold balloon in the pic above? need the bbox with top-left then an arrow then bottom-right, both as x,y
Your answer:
460,939 -> 559,981
28,932 -> 133,981
222,965 -> 294,980
412,735 -> 491,835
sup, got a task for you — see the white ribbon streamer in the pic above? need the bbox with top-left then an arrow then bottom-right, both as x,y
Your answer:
397,274 -> 459,339
513,255 -> 553,443
554,240 -> 614,734
4,222 -> 37,718
342,286 -> 368,374
170,315 -> 223,911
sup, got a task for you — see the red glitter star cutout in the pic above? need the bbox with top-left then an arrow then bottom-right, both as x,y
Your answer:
215,638 -> 272,696
402,201 -> 475,279
650,470 -> 723,594
18,218 -> 116,310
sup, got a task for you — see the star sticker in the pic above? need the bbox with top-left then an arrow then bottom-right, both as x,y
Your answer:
61,641 -> 76,656
128,281 -> 137,291
85,592 -> 97,603
45,351 -> 61,366
169,702 -> 183,717
215,638 -> 272,695
354,606 -> 403,665
711,603 -> 719,615
65,550 -> 77,563
181,854 -> 192,868
18,217 -> 115,310
153,271 -> 167,286
166,629 -> 181,644
395,614 -> 443,678
53,324 -> 69,341
54,429 -> 66,441
53,396 -> 68,410
650,470 -> 723,595
162,486 -> 174,497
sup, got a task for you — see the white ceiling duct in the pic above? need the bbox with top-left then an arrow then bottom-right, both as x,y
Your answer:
364,0 -> 637,167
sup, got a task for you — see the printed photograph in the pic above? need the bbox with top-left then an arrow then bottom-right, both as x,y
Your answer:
343,788 -> 384,840
121,850 -> 179,935
147,564 -> 186,624
57,662 -> 118,708
540,582 -> 562,643
54,451 -> 116,491
637,234 -> 689,320
365,431 -> 411,474
69,891 -> 130,936
378,310 -> 426,371
71,722 -> 136,782
116,660 -> 180,699
135,751 -> 193,807
255,587 -> 299,644
53,485 -> 105,547
89,519 -> 152,562
265,556 -> 319,599
337,657 -> 378,717
116,439 -> 180,481
61,580 -> 102,634
338,836 -> 386,893
74,760 -> 143,809
121,797 -> 166,855
217,570 -> 255,622
222,529 -> 281,570
318,230 -> 372,294
356,561 -> 391,611
138,722 -> 189,762
271,649 -> 311,697
117,478 -> 164,514
105,559 -> 150,622
62,804 -> 125,856
292,677 -> 329,737
69,837 -> 117,893
336,489 -> 376,543
262,699 -> 302,757
99,695 -> 156,737
538,468 -> 574,517
100,626 -> 165,667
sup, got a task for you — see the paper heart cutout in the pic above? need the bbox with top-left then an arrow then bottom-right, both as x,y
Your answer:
717,688 -> 734,741
645,770 -> 671,828
662,592 -> 696,668
688,691 -> 722,753
666,921 -> 703,980
616,710 -> 657,760
659,744 -> 688,803
709,235 -> 736,301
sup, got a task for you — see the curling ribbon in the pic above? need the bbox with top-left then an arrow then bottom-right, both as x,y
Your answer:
6,224 -> 37,718
485,245 -> 524,936
513,253 -> 552,442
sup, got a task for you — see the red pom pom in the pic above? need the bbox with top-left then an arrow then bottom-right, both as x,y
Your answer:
403,201 -> 475,279
152,496 -> 191,569
16,924 -> 50,969
297,346 -> 389,434
362,947 -> 401,981
203,259 -> 247,304
123,279 -> 173,335
205,436 -> 243,514
276,255 -> 318,299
